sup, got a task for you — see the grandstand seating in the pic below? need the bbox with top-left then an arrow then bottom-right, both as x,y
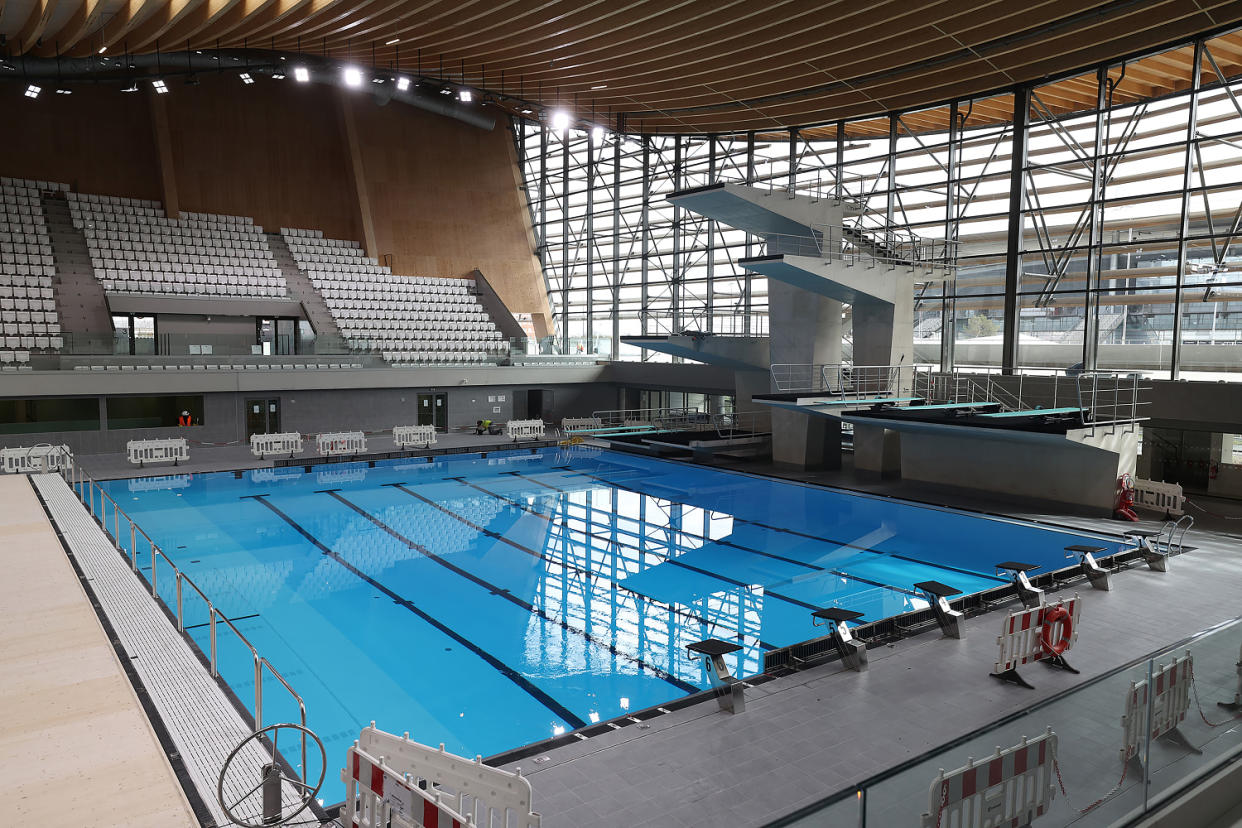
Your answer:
70,193 -> 287,299
0,177 -> 65,369
282,228 -> 507,365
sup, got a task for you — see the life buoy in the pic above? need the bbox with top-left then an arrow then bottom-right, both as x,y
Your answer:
1040,605 -> 1073,656
1114,474 -> 1139,522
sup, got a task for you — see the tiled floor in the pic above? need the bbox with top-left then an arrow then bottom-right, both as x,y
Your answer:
0,475 -> 198,828
497,505 -> 1242,827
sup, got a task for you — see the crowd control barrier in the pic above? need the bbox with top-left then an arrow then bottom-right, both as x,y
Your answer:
1132,478 -> 1186,517
126,438 -> 189,467
342,744 -> 472,828
561,417 -> 602,433
1120,652 -> 1194,766
992,595 -> 1082,689
342,724 -> 540,828
318,431 -> 367,456
250,431 -> 303,459
921,728 -> 1059,828
2,444 -> 70,474
393,425 -> 438,449
506,419 -> 546,441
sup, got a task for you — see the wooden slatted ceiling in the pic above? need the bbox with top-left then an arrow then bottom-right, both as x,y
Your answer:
6,0 -> 1242,136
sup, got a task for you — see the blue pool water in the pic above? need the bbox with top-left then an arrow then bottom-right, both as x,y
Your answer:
98,447 -> 1124,802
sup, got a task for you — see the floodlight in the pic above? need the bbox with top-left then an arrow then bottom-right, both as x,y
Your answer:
152,79 -> 168,94
343,66 -> 363,87
551,110 -> 570,131
396,76 -> 410,92
24,84 -> 40,99
293,66 -> 309,83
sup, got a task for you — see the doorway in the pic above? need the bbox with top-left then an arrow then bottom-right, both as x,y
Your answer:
527,389 -> 545,420
245,398 -> 281,437
416,393 -> 447,430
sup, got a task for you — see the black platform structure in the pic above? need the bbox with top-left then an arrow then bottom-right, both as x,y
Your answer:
1065,544 -> 1111,590
686,638 -> 747,714
811,608 -> 868,672
914,580 -> 965,638
995,561 -> 1045,609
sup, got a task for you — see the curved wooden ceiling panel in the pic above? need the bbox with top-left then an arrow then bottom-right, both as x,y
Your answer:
6,0 -> 1242,136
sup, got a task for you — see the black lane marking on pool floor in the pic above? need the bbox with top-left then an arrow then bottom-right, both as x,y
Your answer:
484,473 -> 827,613
183,612 -> 260,631
548,468 -> 999,589
244,494 -> 588,729
387,480 -> 777,652
325,488 -> 700,696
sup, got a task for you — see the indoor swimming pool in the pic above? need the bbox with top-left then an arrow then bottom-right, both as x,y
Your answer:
98,447 -> 1125,803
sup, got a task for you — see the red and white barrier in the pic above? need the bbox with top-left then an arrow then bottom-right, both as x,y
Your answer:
343,745 -> 471,828
345,724 -> 541,828
992,595 -> 1081,686
1120,652 -> 1193,764
921,728 -> 1059,828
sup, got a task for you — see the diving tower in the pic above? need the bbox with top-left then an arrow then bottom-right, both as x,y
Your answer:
664,182 -> 954,472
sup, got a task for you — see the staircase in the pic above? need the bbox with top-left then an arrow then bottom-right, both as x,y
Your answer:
42,193 -> 112,341
265,233 -> 341,339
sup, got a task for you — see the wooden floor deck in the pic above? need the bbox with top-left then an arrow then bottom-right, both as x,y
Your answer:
0,475 -> 198,828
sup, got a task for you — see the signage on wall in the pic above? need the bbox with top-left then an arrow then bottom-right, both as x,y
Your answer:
493,406 -> 501,413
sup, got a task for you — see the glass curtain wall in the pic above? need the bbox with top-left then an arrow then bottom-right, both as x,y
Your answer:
516,29 -> 1242,379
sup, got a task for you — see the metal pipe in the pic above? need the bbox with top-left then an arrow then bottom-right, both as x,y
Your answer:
130,522 -> 137,571
176,574 -> 184,632
150,539 -> 158,597
209,607 -> 218,678
254,656 -> 264,731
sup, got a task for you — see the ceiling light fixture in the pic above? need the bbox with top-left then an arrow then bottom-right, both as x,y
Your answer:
24,84 -> 41,99
591,84 -> 608,90
459,89 -> 472,102
551,110 -> 570,132
343,66 -> 363,87
396,76 -> 410,92
386,38 -> 400,46
293,66 -> 309,83
151,79 -> 169,94
239,72 -> 254,84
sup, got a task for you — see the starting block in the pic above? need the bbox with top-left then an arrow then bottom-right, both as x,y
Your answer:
996,561 -> 1044,609
914,580 -> 965,639
1124,527 -> 1169,572
1065,545 -> 1111,591
812,608 -> 868,672
687,639 -> 746,714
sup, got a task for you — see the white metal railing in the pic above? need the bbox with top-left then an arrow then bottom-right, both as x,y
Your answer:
762,221 -> 958,276
249,432 -> 303,459
127,438 -> 190,467
561,416 -> 603,434
505,419 -> 547,441
1076,371 -> 1150,433
392,424 -> 438,449
770,363 -> 912,398
54,454 -> 308,779
2,443 -> 70,474
316,431 -> 366,456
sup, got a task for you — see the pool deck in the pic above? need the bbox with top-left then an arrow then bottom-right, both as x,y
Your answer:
0,475 -> 199,828
11,440 -> 1242,827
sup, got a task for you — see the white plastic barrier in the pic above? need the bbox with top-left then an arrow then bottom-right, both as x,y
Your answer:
1133,478 -> 1185,516
249,431 -> 303,459
317,431 -> 367,456
126,438 -> 189,467
921,728 -> 1059,828
393,424 -> 438,449
505,419 -> 546,441
346,724 -> 541,828
993,595 -> 1082,682
1,444 -> 70,474
343,743 -> 473,828
561,416 -> 602,433
1120,651 -> 1193,764
127,473 -> 192,492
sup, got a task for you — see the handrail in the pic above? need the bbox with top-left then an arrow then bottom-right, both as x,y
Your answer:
55,455 -> 309,791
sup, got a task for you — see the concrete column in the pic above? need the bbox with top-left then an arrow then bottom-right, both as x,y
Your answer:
768,280 -> 843,468
849,275 -> 913,478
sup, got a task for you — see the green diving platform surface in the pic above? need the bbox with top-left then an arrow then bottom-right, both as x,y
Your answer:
901,402 -> 1001,411
979,407 -> 1084,418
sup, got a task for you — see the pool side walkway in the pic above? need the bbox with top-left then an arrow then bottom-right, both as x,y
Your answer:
498,514 -> 1242,827
0,475 -> 199,828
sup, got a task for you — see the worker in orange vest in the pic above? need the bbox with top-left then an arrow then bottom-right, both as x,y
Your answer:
178,410 -> 192,427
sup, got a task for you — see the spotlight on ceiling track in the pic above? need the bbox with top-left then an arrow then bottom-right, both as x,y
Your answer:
343,66 -> 363,88
459,89 -> 472,102
239,72 -> 254,84
551,110 -> 570,132
396,76 -> 410,92
271,71 -> 285,80
24,84 -> 41,99
55,87 -> 72,95
151,79 -> 169,94
371,76 -> 385,84
293,66 -> 309,83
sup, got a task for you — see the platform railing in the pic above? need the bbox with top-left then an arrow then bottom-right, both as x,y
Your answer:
770,363 -> 911,398
761,221 -> 958,276
54,455 -> 309,780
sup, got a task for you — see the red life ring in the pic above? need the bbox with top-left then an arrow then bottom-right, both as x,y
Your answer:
1040,605 -> 1073,656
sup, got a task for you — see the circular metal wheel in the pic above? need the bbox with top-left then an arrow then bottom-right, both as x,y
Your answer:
216,723 -> 326,828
